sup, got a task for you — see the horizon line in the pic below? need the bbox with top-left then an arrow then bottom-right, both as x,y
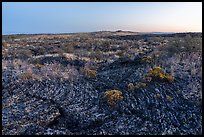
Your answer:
2,30 -> 202,35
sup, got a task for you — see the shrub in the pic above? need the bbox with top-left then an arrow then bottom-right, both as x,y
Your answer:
8,35 -> 17,40
35,63 -> 44,69
28,58 -> 41,65
61,44 -> 75,53
88,50 -> 104,61
144,66 -> 174,82
20,71 -> 39,81
149,66 -> 165,79
163,35 -> 202,57
182,34 -> 202,52
2,42 -> 9,48
104,90 -> 123,106
12,59 -> 25,70
84,61 -> 99,70
31,47 -> 46,56
165,74 -> 174,82
128,82 -> 147,91
142,56 -> 152,63
135,82 -> 146,88
142,54 -> 160,65
128,83 -> 134,91
83,68 -> 97,78
164,37 -> 182,56
135,82 -> 146,89
16,49 -> 33,59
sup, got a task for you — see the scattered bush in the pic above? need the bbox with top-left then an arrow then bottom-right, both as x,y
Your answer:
31,47 -> 47,56
2,42 -> 9,48
163,35 -> 202,57
164,74 -> 174,82
35,63 -> 44,69
8,35 -> 17,40
128,82 -> 147,91
20,71 -> 39,81
164,37 -> 182,56
84,61 -> 99,71
38,63 -> 80,81
17,62 -> 80,81
82,68 -> 97,78
142,54 -> 160,65
144,66 -> 174,82
61,44 -> 75,53
104,90 -> 123,106
28,58 -> 41,65
142,56 -> 152,63
128,83 -> 135,91
15,49 -> 33,59
134,82 -> 146,89
149,66 -> 165,79
89,50 -> 104,61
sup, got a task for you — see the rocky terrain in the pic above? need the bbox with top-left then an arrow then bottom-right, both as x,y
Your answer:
2,31 -> 202,135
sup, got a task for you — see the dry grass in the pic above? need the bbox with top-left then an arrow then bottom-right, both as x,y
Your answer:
19,67 -> 40,80
2,42 -> 9,48
159,52 -> 202,79
35,63 -> 80,81
3,59 -> 80,81
156,51 -> 202,104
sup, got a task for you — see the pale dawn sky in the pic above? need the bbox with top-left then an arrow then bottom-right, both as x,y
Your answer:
2,2 -> 202,34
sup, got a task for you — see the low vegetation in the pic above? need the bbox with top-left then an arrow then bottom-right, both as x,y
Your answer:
2,32 -> 202,135
104,90 -> 123,106
144,66 -> 174,82
2,42 -> 9,48
82,68 -> 97,78
128,82 -> 146,91
161,34 -> 202,57
142,56 -> 152,64
20,71 -> 39,81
